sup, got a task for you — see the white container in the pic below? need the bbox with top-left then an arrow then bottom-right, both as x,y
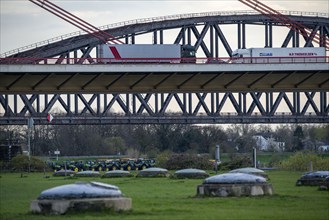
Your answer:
97,44 -> 181,63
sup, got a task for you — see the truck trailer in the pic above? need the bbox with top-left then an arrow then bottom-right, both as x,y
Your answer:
97,44 -> 196,63
231,47 -> 326,63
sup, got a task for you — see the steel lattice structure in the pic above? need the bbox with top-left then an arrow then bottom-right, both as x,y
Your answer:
1,11 -> 328,61
0,91 -> 328,125
1,11 -> 328,125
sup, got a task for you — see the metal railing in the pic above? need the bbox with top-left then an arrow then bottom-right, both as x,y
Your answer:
0,56 -> 328,65
1,10 -> 328,58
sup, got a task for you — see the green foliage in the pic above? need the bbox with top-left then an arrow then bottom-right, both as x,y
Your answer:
156,150 -> 173,168
279,152 -> 329,171
10,155 -> 47,172
160,153 -> 213,170
220,154 -> 253,170
1,171 -> 329,220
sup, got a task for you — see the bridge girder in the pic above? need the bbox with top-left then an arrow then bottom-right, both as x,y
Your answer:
2,13 -> 329,62
0,91 -> 328,125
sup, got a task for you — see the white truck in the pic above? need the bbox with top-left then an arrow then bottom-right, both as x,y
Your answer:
97,44 -> 195,63
231,47 -> 326,63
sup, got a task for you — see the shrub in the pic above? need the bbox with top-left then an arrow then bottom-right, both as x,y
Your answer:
160,153 -> 212,170
10,155 -> 47,172
220,154 -> 253,170
279,152 -> 329,171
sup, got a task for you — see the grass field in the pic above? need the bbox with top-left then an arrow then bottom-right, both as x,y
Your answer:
0,170 -> 328,220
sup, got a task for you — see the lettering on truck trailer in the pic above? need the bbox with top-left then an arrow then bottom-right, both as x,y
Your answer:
289,52 -> 318,56
259,53 -> 273,56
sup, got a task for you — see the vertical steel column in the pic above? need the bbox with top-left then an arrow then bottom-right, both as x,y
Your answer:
44,94 -> 48,114
211,93 -> 215,114
238,22 -> 241,49
155,93 -> 158,113
66,53 -> 70,64
215,28 -> 219,58
104,94 -> 107,115
36,95 -> 40,113
265,22 -> 269,47
320,92 -> 326,116
182,93 -> 187,114
265,92 -> 269,115
182,27 -> 186,45
96,94 -> 100,115
242,92 -> 246,115
14,95 -> 17,114
293,92 -> 300,115
269,23 -> 273,47
153,30 -> 157,44
126,94 -> 130,114
75,94 -> 78,115
132,93 -> 136,114
131,34 -> 135,44
187,27 -> 191,45
188,93 -> 192,115
160,30 -> 164,44
242,23 -> 246,49
74,50 -> 78,64
210,25 -> 214,58
160,93 -> 164,111
295,31 -> 300,47
269,92 -> 273,115
238,22 -> 246,49
67,94 -> 71,115
216,93 -> 219,114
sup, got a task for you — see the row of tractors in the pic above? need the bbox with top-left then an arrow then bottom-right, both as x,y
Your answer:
47,158 -> 156,172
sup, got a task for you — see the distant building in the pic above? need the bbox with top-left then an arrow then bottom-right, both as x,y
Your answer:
252,133 -> 285,152
317,141 -> 329,152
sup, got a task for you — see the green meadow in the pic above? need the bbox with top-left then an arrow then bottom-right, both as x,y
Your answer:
0,170 -> 328,220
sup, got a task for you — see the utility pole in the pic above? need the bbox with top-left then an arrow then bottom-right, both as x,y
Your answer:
27,118 -> 34,172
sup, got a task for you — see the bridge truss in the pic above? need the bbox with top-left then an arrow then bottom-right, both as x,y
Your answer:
1,11 -> 328,125
2,11 -> 328,61
1,91 -> 328,125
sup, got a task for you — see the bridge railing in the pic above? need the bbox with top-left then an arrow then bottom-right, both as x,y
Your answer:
1,10 -> 328,58
0,56 -> 328,65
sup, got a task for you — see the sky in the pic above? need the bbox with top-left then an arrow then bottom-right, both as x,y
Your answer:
0,0 -> 328,55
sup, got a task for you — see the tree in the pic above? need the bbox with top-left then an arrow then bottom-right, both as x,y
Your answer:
292,125 -> 304,151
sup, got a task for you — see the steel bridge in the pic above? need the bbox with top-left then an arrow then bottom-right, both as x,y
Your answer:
0,11 -> 328,125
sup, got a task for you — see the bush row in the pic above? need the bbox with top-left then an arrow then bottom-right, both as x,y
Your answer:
279,152 -> 329,171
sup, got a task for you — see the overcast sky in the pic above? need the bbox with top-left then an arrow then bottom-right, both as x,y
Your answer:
1,0 -> 328,54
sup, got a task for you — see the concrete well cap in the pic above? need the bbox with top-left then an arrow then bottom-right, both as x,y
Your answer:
38,181 -> 122,200
229,167 -> 265,174
175,168 -> 207,174
204,173 -> 267,184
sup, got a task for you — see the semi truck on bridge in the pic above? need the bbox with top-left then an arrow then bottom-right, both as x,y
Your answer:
97,44 -> 196,63
231,47 -> 326,63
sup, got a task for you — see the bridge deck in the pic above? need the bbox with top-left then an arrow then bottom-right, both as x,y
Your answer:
1,63 -> 328,93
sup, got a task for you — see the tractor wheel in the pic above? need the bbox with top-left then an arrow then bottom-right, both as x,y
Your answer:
106,168 -> 109,171
98,167 -> 102,171
127,165 -> 132,171
142,165 -> 147,170
74,167 -> 78,172
112,166 -> 117,170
